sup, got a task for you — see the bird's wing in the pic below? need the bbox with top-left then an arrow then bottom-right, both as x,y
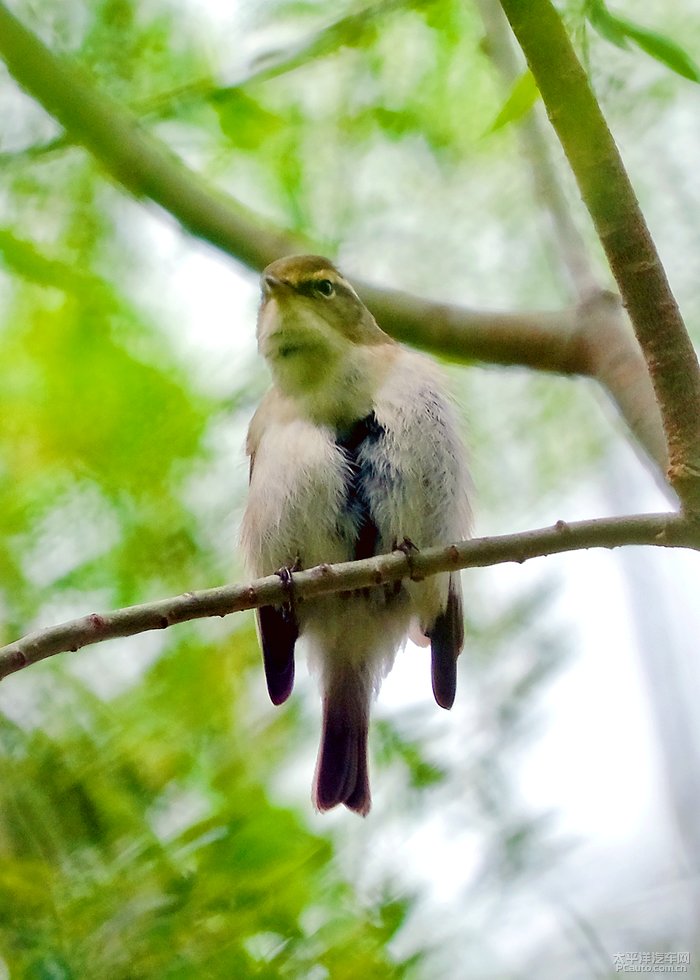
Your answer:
256,603 -> 298,706
427,573 -> 464,709
246,394 -> 299,706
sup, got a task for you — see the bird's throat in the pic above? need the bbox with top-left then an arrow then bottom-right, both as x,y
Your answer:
275,344 -> 389,430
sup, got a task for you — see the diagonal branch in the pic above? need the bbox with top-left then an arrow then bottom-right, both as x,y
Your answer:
0,513 -> 694,682
0,2 -> 308,268
0,0 -> 410,168
0,1 -> 670,480
498,0 -> 700,513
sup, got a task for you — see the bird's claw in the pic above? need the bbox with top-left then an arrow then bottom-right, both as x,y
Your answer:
276,557 -> 301,619
393,537 -> 423,581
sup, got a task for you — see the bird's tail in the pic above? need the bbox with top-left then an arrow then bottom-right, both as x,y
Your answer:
313,665 -> 372,816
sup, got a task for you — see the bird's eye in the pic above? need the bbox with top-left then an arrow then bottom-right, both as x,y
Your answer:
315,279 -> 335,298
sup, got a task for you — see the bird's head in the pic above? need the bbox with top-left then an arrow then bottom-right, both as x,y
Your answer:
257,255 -> 389,409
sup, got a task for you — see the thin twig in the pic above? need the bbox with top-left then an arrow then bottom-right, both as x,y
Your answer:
0,513 -> 692,681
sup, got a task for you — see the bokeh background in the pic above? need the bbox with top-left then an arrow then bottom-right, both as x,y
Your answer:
1,0 -> 699,976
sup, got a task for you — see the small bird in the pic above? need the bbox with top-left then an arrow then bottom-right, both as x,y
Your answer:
241,255 -> 471,815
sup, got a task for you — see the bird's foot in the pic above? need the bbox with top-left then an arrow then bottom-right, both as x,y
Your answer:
276,557 -> 301,619
393,537 -> 423,582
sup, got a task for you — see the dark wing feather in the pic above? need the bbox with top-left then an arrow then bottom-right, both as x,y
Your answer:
248,444 -> 298,706
428,574 -> 464,710
257,604 -> 298,705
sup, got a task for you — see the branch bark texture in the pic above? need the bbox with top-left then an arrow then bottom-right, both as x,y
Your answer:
499,0 -> 700,512
0,514 -> 694,682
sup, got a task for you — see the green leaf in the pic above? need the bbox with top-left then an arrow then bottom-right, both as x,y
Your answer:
615,15 -> 700,83
210,90 -> 284,150
586,1 -> 700,83
585,0 -> 629,49
485,69 -> 540,134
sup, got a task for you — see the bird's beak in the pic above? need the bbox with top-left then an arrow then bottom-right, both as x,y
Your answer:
262,273 -> 286,298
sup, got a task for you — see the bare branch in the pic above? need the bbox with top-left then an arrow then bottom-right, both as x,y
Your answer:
0,513 -> 694,682
575,291 -> 669,480
499,0 -> 700,512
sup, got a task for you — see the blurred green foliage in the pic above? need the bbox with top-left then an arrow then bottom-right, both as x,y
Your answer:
0,638 -> 414,977
585,0 -> 700,82
1,0 -> 698,974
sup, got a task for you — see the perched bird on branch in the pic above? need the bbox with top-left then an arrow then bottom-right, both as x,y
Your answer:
241,255 -> 471,815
